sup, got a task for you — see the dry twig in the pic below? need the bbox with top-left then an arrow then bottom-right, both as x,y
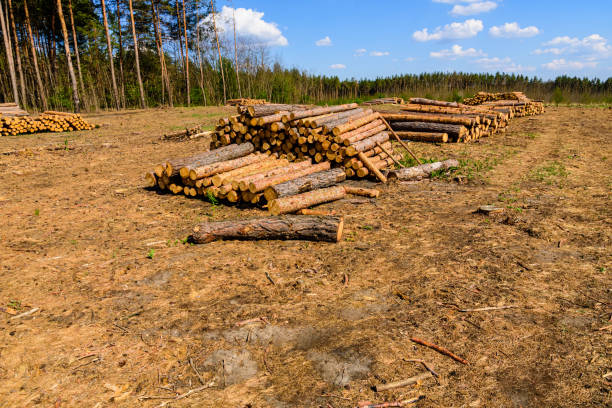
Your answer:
410,337 -> 469,365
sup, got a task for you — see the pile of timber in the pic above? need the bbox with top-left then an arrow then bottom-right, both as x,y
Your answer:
463,92 -> 544,117
377,95 -> 543,143
1,110 -> 95,136
0,102 -> 29,117
146,141 -> 382,213
362,97 -> 404,106
226,98 -> 267,106
211,103 -> 402,180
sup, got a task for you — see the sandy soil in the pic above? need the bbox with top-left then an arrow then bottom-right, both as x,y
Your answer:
0,106 -> 610,407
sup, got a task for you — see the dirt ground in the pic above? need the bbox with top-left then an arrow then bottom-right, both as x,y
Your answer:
0,105 -> 610,407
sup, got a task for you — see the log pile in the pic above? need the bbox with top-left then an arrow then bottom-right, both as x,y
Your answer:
161,125 -> 212,141
462,92 -> 544,117
0,102 -> 29,117
362,97 -> 405,106
210,103 -> 403,180
376,93 -> 543,143
226,98 -> 267,106
1,110 -> 95,136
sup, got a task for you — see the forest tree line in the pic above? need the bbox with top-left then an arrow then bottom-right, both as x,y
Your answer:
1,0 -> 611,112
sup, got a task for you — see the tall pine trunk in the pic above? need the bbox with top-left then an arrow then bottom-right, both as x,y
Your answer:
128,0 -> 146,108
210,0 -> 226,105
116,0 -> 126,108
233,7 -> 241,98
181,0 -> 189,106
152,1 -> 172,106
0,0 -> 19,105
101,0 -> 120,109
195,0 -> 206,105
68,0 -> 87,109
56,0 -> 80,112
8,0 -> 26,107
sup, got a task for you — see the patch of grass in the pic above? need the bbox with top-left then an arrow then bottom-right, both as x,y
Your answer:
7,300 -> 21,310
360,225 -> 373,231
530,161 -> 568,186
146,249 -> 155,259
205,191 -> 219,208
526,132 -> 539,139
34,208 -> 40,216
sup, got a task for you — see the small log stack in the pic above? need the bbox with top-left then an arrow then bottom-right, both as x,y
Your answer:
1,110 -> 95,136
0,102 -> 29,117
210,103 -> 402,180
226,98 -> 267,106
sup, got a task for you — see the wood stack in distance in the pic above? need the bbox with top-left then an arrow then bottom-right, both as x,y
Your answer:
463,92 -> 544,117
1,110 -> 95,136
211,103 -> 402,180
362,97 -> 404,105
377,93 -> 543,143
226,98 -> 267,106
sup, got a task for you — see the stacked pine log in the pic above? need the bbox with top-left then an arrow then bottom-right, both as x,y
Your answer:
463,92 -> 544,117
210,103 -> 402,179
1,110 -> 95,136
362,97 -> 404,106
0,102 -> 29,117
226,98 -> 267,106
146,141 -> 375,213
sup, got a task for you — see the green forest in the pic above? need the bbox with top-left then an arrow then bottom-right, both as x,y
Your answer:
1,0 -> 611,112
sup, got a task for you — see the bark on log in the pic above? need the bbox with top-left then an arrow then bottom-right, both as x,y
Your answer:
321,109 -> 374,133
390,122 -> 467,140
395,131 -> 448,143
310,108 -> 365,128
286,103 -> 359,122
211,156 -> 286,187
380,113 -> 475,127
191,215 -> 344,243
264,168 -> 346,201
189,153 -> 265,180
345,132 -> 390,156
249,161 -> 331,193
244,104 -> 309,117
343,186 -> 380,198
268,186 -> 346,215
357,152 -> 387,183
336,119 -> 383,142
237,159 -> 313,191
331,112 -> 380,136
387,159 -> 459,181
409,98 -> 461,108
165,142 -> 254,177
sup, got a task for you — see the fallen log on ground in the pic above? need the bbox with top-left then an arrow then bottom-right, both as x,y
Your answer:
395,131 -> 448,143
191,215 -> 344,243
268,186 -> 347,215
387,159 -> 459,181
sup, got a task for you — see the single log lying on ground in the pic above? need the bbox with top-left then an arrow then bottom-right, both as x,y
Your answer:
387,159 -> 459,181
268,186 -> 347,215
395,131 -> 448,143
343,186 -> 380,198
380,113 -> 475,127
264,168 -> 346,201
191,215 -> 344,243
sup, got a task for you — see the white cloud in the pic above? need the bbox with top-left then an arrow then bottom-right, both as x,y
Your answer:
354,48 -> 367,56
370,51 -> 390,56
542,59 -> 598,70
451,1 -> 497,16
534,34 -> 611,59
330,64 -> 346,69
405,57 -> 416,62
315,36 -> 332,46
413,19 -> 483,41
490,22 -> 540,38
476,57 -> 536,72
201,6 -> 287,47
430,44 -> 486,59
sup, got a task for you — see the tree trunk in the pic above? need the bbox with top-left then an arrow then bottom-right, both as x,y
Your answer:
233,8 -> 241,98
0,0 -> 19,105
188,152 -> 267,180
387,159 -> 459,181
236,159 -> 313,191
128,0 -> 146,108
68,0 -> 86,110
249,161 -> 331,193
195,0 -> 206,105
55,0 -> 80,112
7,0 -> 25,107
264,168 -> 346,201
389,122 -> 467,141
268,186 -> 346,215
165,142 -> 255,177
345,131 -> 390,156
287,103 -> 359,121
409,98 -> 460,108
116,0 -> 126,108
100,0 -> 120,110
210,0 -> 226,104
380,112 -> 476,127
181,0 -> 190,106
191,215 -> 344,243
395,131 -> 449,143
151,1 -> 172,107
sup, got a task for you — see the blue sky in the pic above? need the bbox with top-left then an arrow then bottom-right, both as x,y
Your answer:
214,0 -> 612,80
